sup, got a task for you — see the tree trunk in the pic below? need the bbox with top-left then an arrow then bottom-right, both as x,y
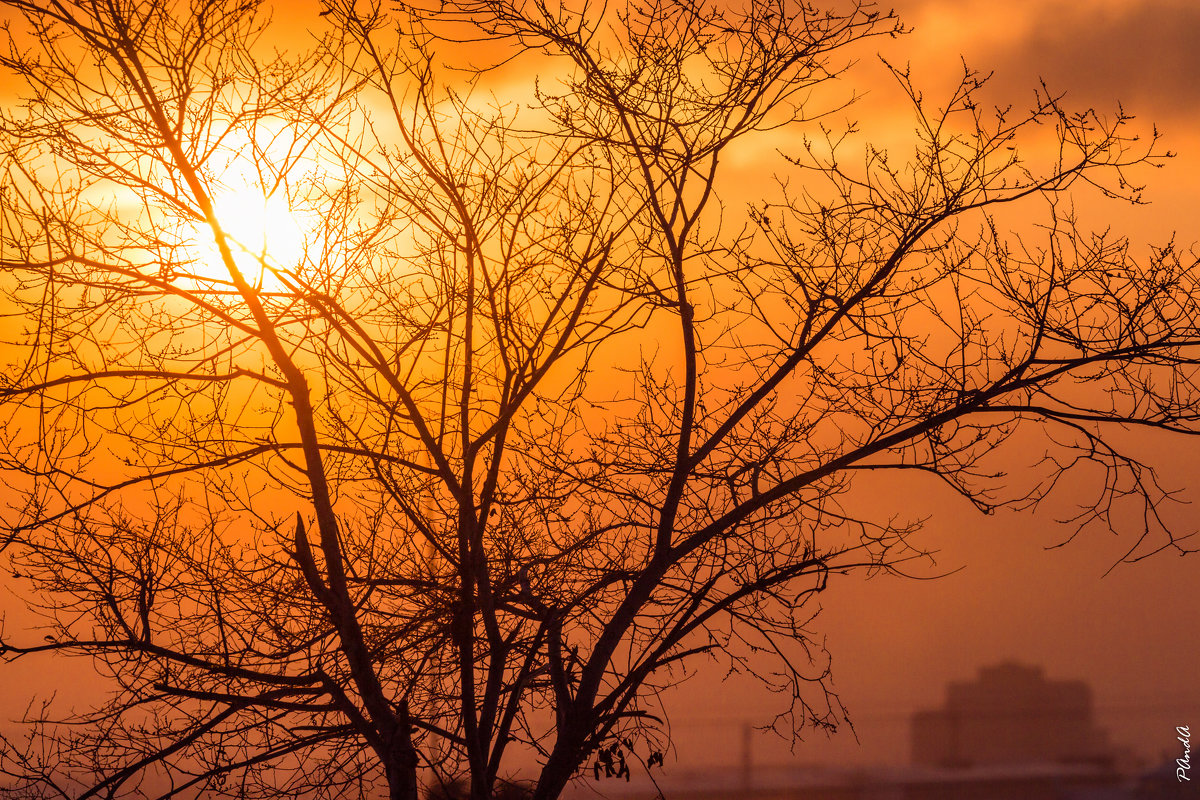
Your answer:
386,741 -> 421,800
532,737 -> 580,800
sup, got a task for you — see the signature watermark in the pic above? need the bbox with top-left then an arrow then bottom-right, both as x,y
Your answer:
1179,725 -> 1192,782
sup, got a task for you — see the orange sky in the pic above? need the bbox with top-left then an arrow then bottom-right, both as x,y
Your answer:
666,0 -> 1200,772
1,0 -> 1197,782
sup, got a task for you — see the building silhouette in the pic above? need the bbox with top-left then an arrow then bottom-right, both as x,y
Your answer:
911,661 -> 1114,768
558,662 -> 1171,800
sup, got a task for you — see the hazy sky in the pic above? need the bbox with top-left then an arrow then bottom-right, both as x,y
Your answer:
667,0 -> 1200,772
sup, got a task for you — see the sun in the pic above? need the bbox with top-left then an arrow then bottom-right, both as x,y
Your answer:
169,122 -> 330,292
176,134 -> 316,291
180,187 -> 307,290
203,188 -> 307,287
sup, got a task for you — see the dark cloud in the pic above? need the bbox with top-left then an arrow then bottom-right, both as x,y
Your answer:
918,1 -> 1200,120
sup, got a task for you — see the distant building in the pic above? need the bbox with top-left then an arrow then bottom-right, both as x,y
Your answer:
912,661 -> 1114,768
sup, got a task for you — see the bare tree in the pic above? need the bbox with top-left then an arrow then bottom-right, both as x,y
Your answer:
0,0 -> 1196,799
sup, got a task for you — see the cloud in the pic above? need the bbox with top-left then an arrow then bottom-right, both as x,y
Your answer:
892,0 -> 1200,121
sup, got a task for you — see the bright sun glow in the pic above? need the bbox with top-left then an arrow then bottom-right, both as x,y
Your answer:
180,132 -> 317,291
203,189 -> 306,287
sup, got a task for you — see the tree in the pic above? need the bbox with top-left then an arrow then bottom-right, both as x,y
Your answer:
0,0 -> 1196,798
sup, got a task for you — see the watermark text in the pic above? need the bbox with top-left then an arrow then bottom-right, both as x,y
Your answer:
1178,725 -> 1191,782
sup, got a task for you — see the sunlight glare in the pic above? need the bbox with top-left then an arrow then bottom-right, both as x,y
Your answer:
204,188 -> 306,287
